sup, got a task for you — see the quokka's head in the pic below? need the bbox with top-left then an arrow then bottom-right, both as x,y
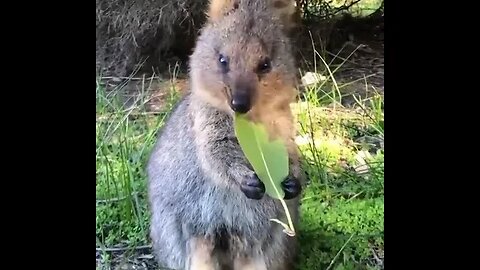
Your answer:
189,0 -> 297,115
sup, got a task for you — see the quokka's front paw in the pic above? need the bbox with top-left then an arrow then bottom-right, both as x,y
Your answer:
240,173 -> 265,200
282,177 -> 301,200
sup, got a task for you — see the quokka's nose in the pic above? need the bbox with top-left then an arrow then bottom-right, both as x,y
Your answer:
230,92 -> 251,114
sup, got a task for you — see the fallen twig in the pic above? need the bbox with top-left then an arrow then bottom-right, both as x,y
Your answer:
100,76 -> 163,81
96,244 -> 152,252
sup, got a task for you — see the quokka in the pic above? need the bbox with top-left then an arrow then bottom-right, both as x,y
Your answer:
147,0 -> 304,269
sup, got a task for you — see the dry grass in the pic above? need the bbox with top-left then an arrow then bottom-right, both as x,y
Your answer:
96,0 -> 209,77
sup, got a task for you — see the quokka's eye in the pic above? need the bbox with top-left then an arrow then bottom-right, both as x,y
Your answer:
218,54 -> 229,73
257,57 -> 272,74
219,54 -> 227,65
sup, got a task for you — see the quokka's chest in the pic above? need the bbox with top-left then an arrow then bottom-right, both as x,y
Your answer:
197,192 -> 279,228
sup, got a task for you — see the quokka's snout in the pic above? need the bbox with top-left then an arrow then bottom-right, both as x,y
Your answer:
226,72 -> 256,113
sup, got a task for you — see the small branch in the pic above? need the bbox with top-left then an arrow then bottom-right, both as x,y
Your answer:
96,111 -> 163,122
318,0 -> 362,19
96,244 -> 152,252
371,247 -> 383,265
96,192 -> 140,204
100,76 -> 163,81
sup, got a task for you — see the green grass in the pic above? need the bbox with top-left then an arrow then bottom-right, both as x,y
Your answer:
96,77 -> 180,250
293,88 -> 384,269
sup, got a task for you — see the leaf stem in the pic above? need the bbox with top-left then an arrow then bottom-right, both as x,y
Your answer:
253,126 -> 296,237
279,198 -> 296,236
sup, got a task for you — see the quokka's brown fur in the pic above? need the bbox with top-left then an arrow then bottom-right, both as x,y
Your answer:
208,0 -> 300,33
147,0 -> 304,269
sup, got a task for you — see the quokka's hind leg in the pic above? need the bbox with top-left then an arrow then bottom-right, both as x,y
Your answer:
185,236 -> 218,270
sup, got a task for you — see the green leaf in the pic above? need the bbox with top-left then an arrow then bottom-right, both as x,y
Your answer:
234,113 -> 289,200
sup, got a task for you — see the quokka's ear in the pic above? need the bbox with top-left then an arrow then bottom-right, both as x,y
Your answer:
207,0 -> 240,22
